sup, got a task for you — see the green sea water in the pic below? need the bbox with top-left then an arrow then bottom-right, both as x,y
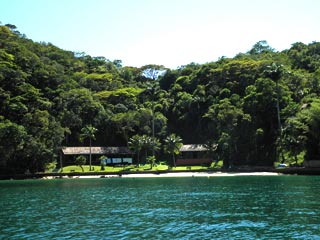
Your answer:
0,176 -> 320,239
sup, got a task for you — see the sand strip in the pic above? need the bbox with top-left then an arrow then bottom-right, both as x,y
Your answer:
120,172 -> 280,178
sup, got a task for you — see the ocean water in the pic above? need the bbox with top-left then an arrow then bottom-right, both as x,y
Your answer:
0,176 -> 320,239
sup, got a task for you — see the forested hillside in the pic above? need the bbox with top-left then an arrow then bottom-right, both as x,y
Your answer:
1,23 -> 320,173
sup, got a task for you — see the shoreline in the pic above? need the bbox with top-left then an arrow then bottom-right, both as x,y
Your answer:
2,167 -> 320,180
119,171 -> 280,178
41,171 -> 281,179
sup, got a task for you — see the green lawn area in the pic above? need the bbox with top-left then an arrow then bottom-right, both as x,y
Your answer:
59,161 -> 223,173
60,164 -> 169,173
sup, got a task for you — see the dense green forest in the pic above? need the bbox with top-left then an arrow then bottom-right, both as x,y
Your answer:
1,23 -> 320,173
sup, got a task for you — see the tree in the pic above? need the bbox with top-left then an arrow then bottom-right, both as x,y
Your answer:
282,117 -> 307,165
243,78 -> 279,165
113,59 -> 122,68
298,99 -> 320,161
205,98 -> 251,167
0,119 -> 27,173
164,134 -> 183,167
80,125 -> 97,171
75,155 -> 86,172
59,88 -> 105,132
264,63 -> 283,129
99,155 -> 107,170
112,111 -> 138,144
248,40 -> 274,55
128,135 -> 144,166
146,155 -> 156,169
140,64 -> 167,80
264,62 -> 284,162
142,81 -> 165,155
140,135 -> 160,162
217,132 -> 231,169
203,139 -> 218,165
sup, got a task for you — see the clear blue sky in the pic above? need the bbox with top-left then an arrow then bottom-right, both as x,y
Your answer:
1,0 -> 319,69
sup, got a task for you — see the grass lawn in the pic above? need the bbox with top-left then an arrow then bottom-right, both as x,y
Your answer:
61,164 -> 169,173
59,161 -> 223,173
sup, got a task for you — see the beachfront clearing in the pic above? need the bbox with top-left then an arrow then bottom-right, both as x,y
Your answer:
58,162 -> 223,173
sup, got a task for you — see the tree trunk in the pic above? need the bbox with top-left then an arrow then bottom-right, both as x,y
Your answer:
276,79 -> 285,163
173,153 -> 176,167
145,149 -> 148,163
89,138 -> 92,171
152,103 -> 155,156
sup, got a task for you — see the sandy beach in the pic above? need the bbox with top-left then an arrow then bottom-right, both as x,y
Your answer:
50,171 -> 280,179
119,172 -> 280,178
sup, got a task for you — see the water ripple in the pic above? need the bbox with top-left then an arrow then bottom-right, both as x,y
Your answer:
1,176 -> 320,239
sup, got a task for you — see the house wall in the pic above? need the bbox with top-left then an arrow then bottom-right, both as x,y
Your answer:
105,157 -> 133,165
179,151 -> 208,159
176,158 -> 212,166
61,154 -> 133,167
177,151 -> 212,166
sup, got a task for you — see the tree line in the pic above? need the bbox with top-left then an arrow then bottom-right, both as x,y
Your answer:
1,23 -> 320,173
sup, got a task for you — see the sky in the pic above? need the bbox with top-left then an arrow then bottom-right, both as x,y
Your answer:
1,0 -> 320,69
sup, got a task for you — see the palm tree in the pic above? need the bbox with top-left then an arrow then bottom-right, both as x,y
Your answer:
75,155 -> 86,172
80,125 -> 97,171
128,135 -> 144,166
149,137 -> 161,159
264,62 -> 284,162
264,63 -> 283,133
146,155 -> 156,169
144,81 -> 161,156
164,134 -> 183,167
141,135 -> 160,162
203,139 -> 218,166
143,81 -> 168,156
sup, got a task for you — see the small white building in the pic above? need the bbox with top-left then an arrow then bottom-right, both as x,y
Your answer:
60,146 -> 133,167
